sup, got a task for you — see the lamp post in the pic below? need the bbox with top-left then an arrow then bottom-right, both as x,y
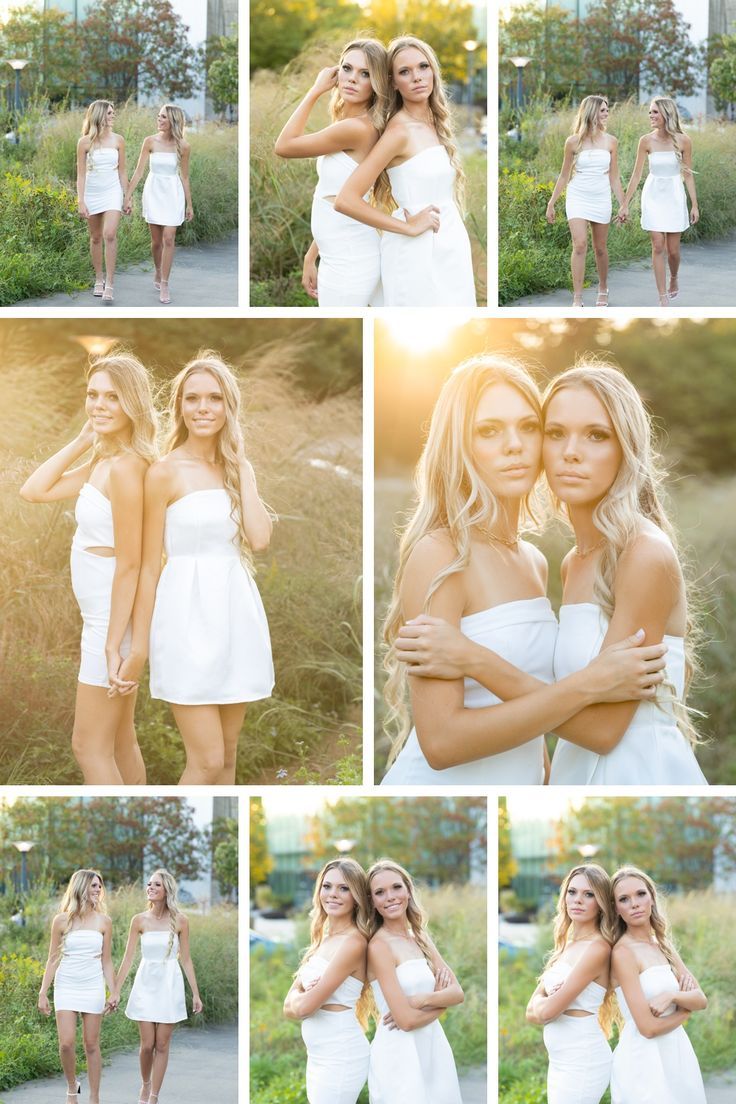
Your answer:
577,844 -> 600,860
333,838 -> 356,855
11,840 -> 35,924
6,59 -> 29,145
509,56 -> 531,142
463,39 -> 479,111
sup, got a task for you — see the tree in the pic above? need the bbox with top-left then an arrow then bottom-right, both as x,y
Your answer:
498,799 -> 517,891
250,0 -> 361,73
0,5 -> 81,102
79,0 -> 201,101
499,2 -> 581,102
368,0 -> 483,86
213,818 -> 238,902
709,35 -> 736,117
249,798 -> 272,891
207,34 -> 238,119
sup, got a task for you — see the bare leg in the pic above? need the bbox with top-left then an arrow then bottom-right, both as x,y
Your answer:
81,1012 -> 103,1104
72,684 -> 127,784
160,226 -> 177,281
138,1021 -> 156,1101
113,688 -> 146,784
87,213 -> 104,284
56,1010 -> 79,1092
150,1022 -> 175,1097
149,224 -> 164,286
170,703 -> 226,784
102,210 -> 121,289
568,218 -> 589,302
666,231 -> 682,296
649,230 -> 668,303
217,702 -> 247,784
590,221 -> 610,301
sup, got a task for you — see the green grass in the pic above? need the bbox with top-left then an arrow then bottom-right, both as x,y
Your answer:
499,99 -> 736,303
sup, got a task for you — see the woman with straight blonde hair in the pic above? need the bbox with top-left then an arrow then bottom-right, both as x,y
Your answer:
38,870 -> 115,1104
610,866 -> 706,1102
381,354 -> 668,785
275,38 -> 389,306
526,864 -> 615,1103
546,95 -> 625,307
114,351 -> 274,784
366,859 -> 463,1101
20,351 -> 157,784
125,104 -> 193,304
76,100 -> 126,303
335,36 -> 475,306
284,858 -> 371,1103
618,97 -> 699,305
112,869 -> 202,1104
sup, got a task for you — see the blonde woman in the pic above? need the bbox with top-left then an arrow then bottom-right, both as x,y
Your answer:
618,97 -> 699,305
381,356 -> 668,785
37,870 -> 115,1104
283,859 -> 371,1103
76,100 -> 126,303
274,39 -> 388,306
610,867 -> 706,1102
125,105 -> 193,304
112,870 -> 202,1104
545,95 -> 625,307
113,352 -> 274,784
526,864 -> 614,1104
20,351 -> 157,785
367,859 -> 463,1102
335,36 -> 475,307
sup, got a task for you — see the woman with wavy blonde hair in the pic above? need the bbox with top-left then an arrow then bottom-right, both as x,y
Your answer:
112,869 -> 202,1104
619,97 -> 699,305
284,858 -> 372,1103
114,351 -> 274,784
125,104 -> 193,304
526,864 -> 615,1103
76,100 -> 126,303
335,36 -> 476,306
275,38 -> 389,305
544,360 -> 707,784
366,859 -> 464,1101
38,870 -> 115,1104
609,866 -> 706,1102
20,351 -> 157,784
381,355 -> 668,786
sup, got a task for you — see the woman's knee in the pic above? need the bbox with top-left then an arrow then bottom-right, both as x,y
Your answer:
650,238 -> 666,257
188,752 -> 225,782
571,239 -> 587,258
103,229 -> 118,246
140,1041 -> 155,1061
83,1038 -> 100,1060
59,1038 -> 76,1060
162,230 -> 177,249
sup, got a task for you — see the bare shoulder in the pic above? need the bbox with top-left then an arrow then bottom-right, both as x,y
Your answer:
618,526 -> 680,578
679,132 -> 693,150
563,134 -> 578,150
77,135 -> 91,151
342,929 -> 368,954
113,132 -> 125,146
100,913 -> 113,931
110,451 -> 148,481
180,138 -> 191,152
406,529 -> 458,572
638,133 -> 652,151
608,133 -> 619,148
145,457 -> 177,495
177,912 -> 190,932
582,937 -> 611,966
611,939 -> 635,966
520,538 -> 548,582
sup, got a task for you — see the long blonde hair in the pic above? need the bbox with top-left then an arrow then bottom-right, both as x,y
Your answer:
650,96 -> 692,176
165,351 -> 260,571
146,868 -> 182,959
570,94 -> 608,159
367,859 -> 435,967
330,38 -> 391,210
298,858 -> 373,1028
611,866 -> 679,970
160,103 -> 186,163
542,360 -> 702,747
544,863 -> 617,1036
81,99 -> 113,146
382,355 -> 545,758
57,868 -> 107,962
86,349 -> 159,470
386,37 -> 466,211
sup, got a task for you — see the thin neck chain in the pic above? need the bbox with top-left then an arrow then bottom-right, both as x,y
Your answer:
573,537 -> 605,558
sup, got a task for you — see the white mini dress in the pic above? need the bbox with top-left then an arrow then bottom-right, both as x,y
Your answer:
565,149 -> 612,223
70,483 -> 131,688
149,489 -> 274,705
381,597 -> 558,785
142,151 -> 186,226
312,152 -> 382,307
125,931 -> 187,1024
369,958 -> 461,1103
612,965 -> 705,1104
550,603 -> 707,785
381,145 -> 476,307
54,929 -> 105,1014
298,954 -> 369,1104
542,960 -> 612,1104
640,152 -> 689,232
84,147 -> 123,215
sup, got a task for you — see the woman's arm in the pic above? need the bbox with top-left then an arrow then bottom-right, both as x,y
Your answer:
275,68 -> 367,159
238,457 -> 273,553
117,135 -> 128,193
680,135 -> 699,221
100,916 -> 116,999
284,934 -> 366,1021
20,422 -> 95,502
620,135 -> 649,210
180,142 -> 194,221
334,127 -> 439,236
408,939 -> 463,1011
526,941 -> 609,1025
302,240 -> 320,300
608,136 -> 626,208
177,915 -> 203,1013
125,136 -> 152,206
38,915 -> 65,1015
661,951 -> 707,1013
76,137 -> 90,217
368,940 -> 445,1031
106,454 -> 146,684
111,913 -> 142,1001
545,136 -> 576,222
612,944 -> 692,1038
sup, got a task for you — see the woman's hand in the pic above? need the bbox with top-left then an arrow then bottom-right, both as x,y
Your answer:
583,631 -> 667,702
38,992 -> 51,1016
679,969 -> 697,992
76,418 -> 96,449
395,615 -> 471,678
78,200 -> 90,219
186,202 -> 194,222
434,966 -> 452,991
690,204 -> 699,225
311,66 -> 339,96
404,205 -> 440,236
545,201 -> 556,224
615,204 -> 629,225
192,994 -> 203,1014
108,652 -> 144,697
302,253 -> 319,300
233,423 -> 249,466
649,991 -> 677,1017
382,1008 -> 400,1030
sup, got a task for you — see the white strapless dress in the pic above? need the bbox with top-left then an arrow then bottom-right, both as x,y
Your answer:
84,147 -> 123,215
312,151 -> 382,306
612,965 -> 705,1104
381,597 -> 557,785
640,152 -> 689,232
565,148 -> 612,223
369,958 -> 461,1103
542,961 -> 612,1104
125,931 -> 187,1023
381,145 -> 476,307
53,929 -> 105,1013
142,151 -> 186,226
550,603 -> 707,785
298,954 -> 369,1103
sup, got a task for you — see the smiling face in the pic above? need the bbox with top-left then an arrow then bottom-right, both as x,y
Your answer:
649,101 -> 664,128
471,381 -> 542,500
614,875 -> 653,929
565,872 -> 600,926
87,874 -> 103,906
157,107 -> 171,134
86,369 -> 131,438
338,48 -> 373,107
180,370 -> 227,439
369,868 -> 410,921
597,99 -> 609,127
146,873 -> 166,904
392,45 -> 434,104
319,865 -> 356,921
105,103 -> 115,127
543,385 -> 623,508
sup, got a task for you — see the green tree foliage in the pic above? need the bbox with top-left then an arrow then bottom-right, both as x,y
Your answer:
0,5 -> 81,102
213,817 -> 238,901
250,798 -> 273,891
250,0 -> 361,73
208,33 -> 238,118
499,2 -> 581,102
498,799 -> 517,891
709,34 -> 736,116
368,0 -> 483,85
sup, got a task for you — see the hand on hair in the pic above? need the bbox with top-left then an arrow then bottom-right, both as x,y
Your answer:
312,66 -> 340,96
